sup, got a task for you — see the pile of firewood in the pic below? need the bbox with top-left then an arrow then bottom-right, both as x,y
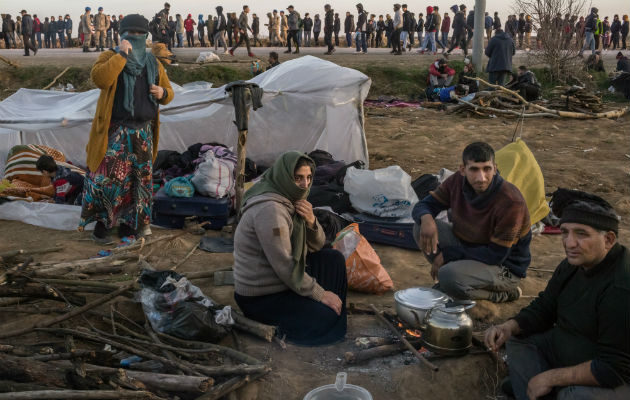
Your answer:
0,237 -> 275,400
547,86 -> 604,113
446,78 -> 628,120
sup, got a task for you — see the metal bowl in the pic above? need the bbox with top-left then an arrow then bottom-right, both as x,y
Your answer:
394,287 -> 450,329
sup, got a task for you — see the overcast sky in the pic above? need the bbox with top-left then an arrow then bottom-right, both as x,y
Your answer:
10,1 -> 625,30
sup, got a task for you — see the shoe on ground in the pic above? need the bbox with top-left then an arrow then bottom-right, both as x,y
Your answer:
507,287 -> 522,302
283,50 -> 291,54
33,48 -> 38,55
228,49 -> 234,56
394,51 -> 402,55
223,50 -> 229,55
248,52 -> 255,57
292,50 -> 299,54
117,223 -> 137,239
92,221 -> 114,245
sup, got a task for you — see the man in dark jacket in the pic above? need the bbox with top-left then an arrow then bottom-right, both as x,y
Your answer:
416,13 -> 424,48
355,3 -> 368,53
285,5 -> 300,54
401,4 -> 411,51
446,4 -> 468,56
485,28 -> 515,85
229,5 -> 254,57
493,12 -> 501,32
610,15 -> 621,50
466,9 -> 475,41
56,15 -> 66,48
324,4 -> 335,54
20,10 -> 37,56
303,13 -> 313,46
2,15 -> 16,49
579,7 -> 598,57
615,51 -> 630,72
252,14 -> 261,46
333,13 -> 341,45
485,192 -> 629,400
507,66 -> 541,101
65,15 -> 73,47
344,12 -> 353,47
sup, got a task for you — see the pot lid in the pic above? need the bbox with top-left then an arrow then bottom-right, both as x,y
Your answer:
394,287 -> 448,309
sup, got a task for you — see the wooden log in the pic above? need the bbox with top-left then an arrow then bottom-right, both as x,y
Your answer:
155,332 -> 262,366
232,311 -> 276,342
0,246 -> 64,261
194,373 -> 266,400
0,285 -> 85,306
0,353 -> 67,388
36,279 -> 123,290
345,343 -> 406,364
50,361 -> 214,393
33,263 -> 125,278
143,322 -> 191,376
369,304 -> 439,372
0,389 -> 163,399
39,327 -> 268,377
0,381 -> 52,393
0,282 -> 135,339
354,336 -> 394,349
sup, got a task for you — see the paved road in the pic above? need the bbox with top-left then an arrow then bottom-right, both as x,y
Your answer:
1,46 -> 624,70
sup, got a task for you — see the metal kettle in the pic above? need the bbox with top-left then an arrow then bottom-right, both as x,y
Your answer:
420,300 -> 475,356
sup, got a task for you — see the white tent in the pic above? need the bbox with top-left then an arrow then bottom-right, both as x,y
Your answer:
0,55 -> 371,173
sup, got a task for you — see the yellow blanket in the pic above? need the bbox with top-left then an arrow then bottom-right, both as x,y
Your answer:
496,139 -> 549,225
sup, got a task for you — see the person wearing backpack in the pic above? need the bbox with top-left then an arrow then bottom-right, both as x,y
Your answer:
579,7 -> 599,56
418,6 -> 437,55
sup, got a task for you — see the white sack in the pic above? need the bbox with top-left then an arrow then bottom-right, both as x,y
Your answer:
344,166 -> 419,218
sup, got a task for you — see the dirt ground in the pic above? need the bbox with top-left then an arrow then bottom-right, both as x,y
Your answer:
0,51 -> 629,399
1,105 -> 628,399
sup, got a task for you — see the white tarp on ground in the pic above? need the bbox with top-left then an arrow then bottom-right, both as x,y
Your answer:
0,55 -> 371,173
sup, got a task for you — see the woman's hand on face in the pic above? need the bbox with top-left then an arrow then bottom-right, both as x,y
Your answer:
119,39 -> 132,54
294,199 -> 316,228
149,84 -> 164,100
321,290 -> 342,315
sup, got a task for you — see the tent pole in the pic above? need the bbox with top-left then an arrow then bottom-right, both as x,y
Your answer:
234,125 -> 249,221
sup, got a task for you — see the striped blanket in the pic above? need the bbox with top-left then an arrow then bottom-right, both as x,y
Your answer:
4,144 -> 84,186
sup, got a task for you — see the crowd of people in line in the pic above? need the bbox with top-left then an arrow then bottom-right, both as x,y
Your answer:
2,3 -> 629,57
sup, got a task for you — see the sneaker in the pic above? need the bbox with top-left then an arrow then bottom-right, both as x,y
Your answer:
138,225 -> 152,238
228,49 -> 234,56
33,48 -> 38,56
248,52 -> 255,57
92,221 -> 113,245
283,50 -> 291,54
118,223 -> 137,239
223,50 -> 229,55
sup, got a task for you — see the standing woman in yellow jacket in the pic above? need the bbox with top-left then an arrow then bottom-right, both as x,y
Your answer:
79,14 -> 174,243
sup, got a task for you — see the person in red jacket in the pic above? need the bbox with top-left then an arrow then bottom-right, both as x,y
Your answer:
428,58 -> 455,88
184,13 -> 196,47
33,14 -> 42,48
440,12 -> 451,50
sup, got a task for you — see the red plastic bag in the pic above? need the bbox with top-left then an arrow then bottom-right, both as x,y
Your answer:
332,223 -> 394,295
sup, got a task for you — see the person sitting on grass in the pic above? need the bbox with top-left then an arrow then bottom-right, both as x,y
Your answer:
36,155 -> 84,205
233,151 -> 348,346
485,190 -> 629,400
427,58 -> 455,88
506,65 -> 542,101
412,142 -> 532,303
457,58 -> 479,93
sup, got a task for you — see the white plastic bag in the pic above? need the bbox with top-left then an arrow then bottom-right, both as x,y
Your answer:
191,150 -> 235,198
344,166 -> 418,217
196,51 -> 221,63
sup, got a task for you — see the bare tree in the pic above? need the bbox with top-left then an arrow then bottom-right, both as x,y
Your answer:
514,0 -> 587,83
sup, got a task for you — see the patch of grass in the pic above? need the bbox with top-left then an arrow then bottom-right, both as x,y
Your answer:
166,65 -> 250,86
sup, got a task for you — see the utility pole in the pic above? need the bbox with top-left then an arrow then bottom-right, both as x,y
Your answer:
472,0 -> 486,72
